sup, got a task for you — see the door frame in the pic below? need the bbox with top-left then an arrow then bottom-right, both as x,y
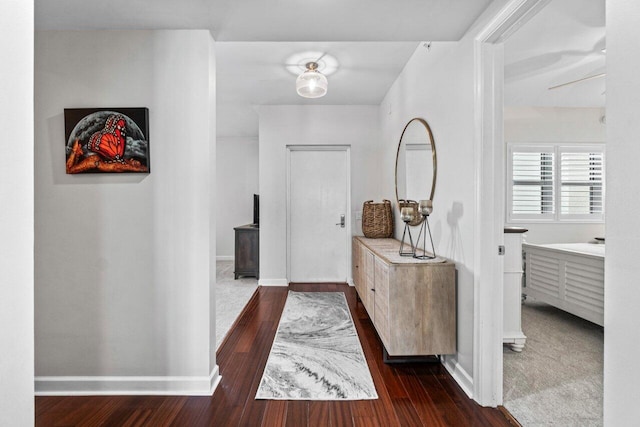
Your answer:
286,145 -> 352,283
473,0 -> 551,407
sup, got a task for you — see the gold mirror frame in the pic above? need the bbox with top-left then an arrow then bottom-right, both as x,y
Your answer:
394,117 -> 437,226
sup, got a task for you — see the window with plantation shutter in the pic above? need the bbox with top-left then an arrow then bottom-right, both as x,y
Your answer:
512,150 -> 554,217
507,144 -> 605,223
560,149 -> 604,220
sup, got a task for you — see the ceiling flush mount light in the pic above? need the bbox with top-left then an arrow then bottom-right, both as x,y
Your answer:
296,62 -> 328,98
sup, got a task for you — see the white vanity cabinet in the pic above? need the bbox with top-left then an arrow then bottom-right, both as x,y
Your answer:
503,227 -> 527,352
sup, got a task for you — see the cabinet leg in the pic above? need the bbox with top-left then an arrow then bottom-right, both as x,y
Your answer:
382,346 -> 440,364
234,273 -> 238,280
509,341 -> 525,352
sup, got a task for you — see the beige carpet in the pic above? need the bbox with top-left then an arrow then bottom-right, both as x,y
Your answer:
503,299 -> 603,426
216,260 -> 258,349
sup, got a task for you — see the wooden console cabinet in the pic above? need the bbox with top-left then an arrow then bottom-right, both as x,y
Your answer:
352,236 -> 456,356
234,224 -> 259,279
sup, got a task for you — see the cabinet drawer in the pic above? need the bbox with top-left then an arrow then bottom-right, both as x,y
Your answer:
374,301 -> 390,346
374,257 -> 389,300
363,249 -> 376,313
375,291 -> 388,318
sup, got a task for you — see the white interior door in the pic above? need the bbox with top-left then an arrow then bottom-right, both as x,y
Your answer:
288,146 -> 350,282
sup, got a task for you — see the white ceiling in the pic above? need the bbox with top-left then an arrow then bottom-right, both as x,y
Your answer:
207,0 -> 492,41
35,0 -> 493,42
35,0 -> 494,138
35,0 -> 213,31
36,1 -> 606,136
216,42 -> 420,137
504,0 -> 606,108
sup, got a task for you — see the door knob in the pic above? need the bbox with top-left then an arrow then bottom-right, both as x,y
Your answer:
336,214 -> 345,228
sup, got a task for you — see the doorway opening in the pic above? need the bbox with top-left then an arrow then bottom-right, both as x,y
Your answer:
500,0 -> 606,424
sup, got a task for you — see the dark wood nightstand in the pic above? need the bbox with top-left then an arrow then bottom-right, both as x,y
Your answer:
234,224 -> 259,280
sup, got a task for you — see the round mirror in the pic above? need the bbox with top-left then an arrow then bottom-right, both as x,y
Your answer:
395,118 -> 437,226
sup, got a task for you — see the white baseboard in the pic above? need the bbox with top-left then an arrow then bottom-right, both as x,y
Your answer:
35,365 -> 221,396
442,356 -> 474,399
258,278 -> 289,287
216,256 -> 234,261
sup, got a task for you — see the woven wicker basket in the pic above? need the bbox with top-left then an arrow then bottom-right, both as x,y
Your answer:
362,200 -> 394,238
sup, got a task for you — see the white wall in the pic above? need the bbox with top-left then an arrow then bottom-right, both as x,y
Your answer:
34,30 -> 217,394
379,40 -> 477,383
216,137 -> 259,259
208,36 -> 218,379
258,106 -> 381,284
605,1 -> 640,423
0,0 -> 34,424
504,107 -> 606,244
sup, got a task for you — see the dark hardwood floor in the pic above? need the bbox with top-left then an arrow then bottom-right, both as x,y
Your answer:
36,284 -> 512,426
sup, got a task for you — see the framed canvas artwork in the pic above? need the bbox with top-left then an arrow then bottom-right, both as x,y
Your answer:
64,108 -> 150,174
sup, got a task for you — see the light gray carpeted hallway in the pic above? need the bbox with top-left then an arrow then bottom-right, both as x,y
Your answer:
503,299 -> 603,426
216,260 -> 258,349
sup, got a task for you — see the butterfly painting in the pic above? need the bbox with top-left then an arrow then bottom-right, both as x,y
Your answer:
64,108 -> 150,174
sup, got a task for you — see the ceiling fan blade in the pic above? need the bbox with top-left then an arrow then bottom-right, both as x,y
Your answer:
548,73 -> 606,90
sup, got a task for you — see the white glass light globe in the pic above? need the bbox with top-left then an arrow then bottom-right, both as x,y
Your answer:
296,66 -> 328,98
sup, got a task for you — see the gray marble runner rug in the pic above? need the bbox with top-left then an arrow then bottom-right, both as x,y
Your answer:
256,291 -> 378,400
